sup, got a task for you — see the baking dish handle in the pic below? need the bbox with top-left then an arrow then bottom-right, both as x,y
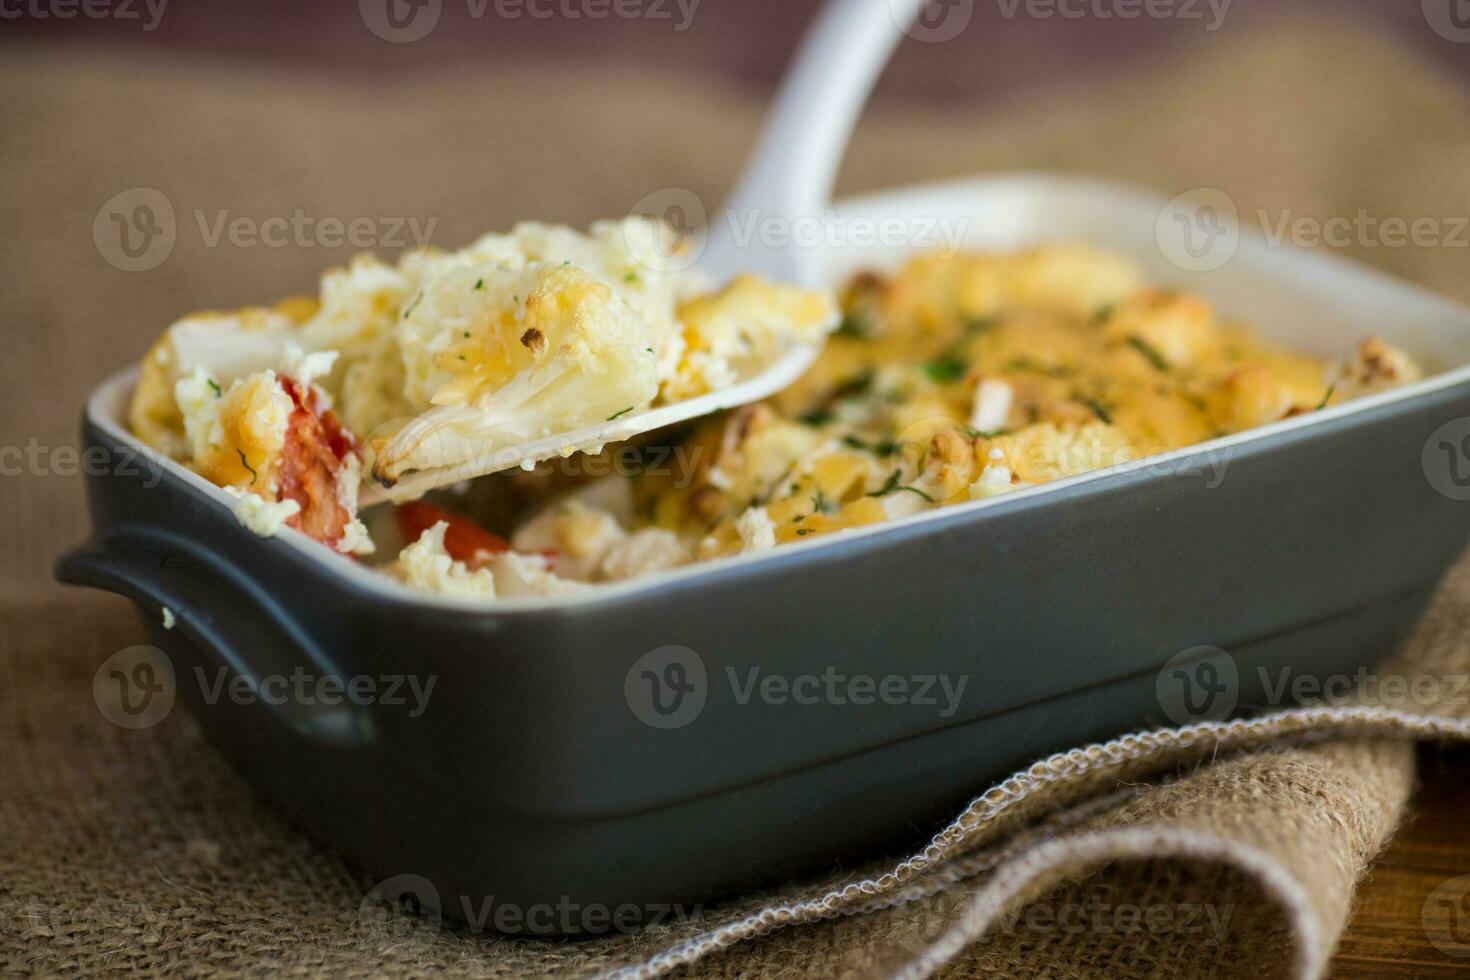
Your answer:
56,532 -> 366,747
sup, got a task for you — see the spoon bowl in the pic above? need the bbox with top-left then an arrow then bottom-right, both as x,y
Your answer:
363,0 -> 927,502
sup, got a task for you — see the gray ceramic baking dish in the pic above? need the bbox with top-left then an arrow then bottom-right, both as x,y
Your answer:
56,176 -> 1470,932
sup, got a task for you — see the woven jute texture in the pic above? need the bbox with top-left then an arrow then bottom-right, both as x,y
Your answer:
5,17 -> 1470,979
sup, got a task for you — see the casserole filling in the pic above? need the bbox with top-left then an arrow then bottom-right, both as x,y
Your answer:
129,219 -> 835,556
129,240 -> 1421,599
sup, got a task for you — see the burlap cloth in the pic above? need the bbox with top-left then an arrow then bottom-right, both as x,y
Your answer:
6,17 -> 1470,978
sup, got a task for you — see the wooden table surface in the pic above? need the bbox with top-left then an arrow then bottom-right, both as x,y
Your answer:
1330,744 -> 1470,977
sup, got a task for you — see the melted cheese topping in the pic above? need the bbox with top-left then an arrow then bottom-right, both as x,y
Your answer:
619,246 -> 1420,562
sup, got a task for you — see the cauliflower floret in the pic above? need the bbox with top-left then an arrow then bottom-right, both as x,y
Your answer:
176,367 -> 295,494
734,506 -> 777,553
664,276 -> 839,401
969,378 -> 1014,433
395,521 -> 498,598
969,447 -> 1028,499
371,263 -> 660,484
600,528 -> 689,580
1336,337 -> 1422,399
225,488 -> 301,538
281,343 -> 340,392
130,303 -> 308,457
512,499 -> 631,581
299,254 -> 411,356
489,551 -> 587,598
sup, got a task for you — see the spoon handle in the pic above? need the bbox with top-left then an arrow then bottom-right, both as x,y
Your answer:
701,0 -> 930,285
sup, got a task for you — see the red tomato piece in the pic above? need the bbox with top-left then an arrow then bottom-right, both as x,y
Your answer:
395,499 -> 510,567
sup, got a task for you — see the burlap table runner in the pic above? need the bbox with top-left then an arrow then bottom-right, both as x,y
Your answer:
5,17 -> 1470,978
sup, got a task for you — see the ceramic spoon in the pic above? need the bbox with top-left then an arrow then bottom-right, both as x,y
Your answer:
365,0 -> 928,503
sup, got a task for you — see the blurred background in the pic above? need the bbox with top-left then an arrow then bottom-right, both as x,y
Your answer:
4,0 -> 1469,598
6,0 -> 1467,100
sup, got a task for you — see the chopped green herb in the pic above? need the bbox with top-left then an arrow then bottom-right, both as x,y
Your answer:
1315,383 -> 1337,411
607,406 -> 634,421
867,469 -> 935,503
841,434 -> 898,457
830,368 -> 875,401
1092,305 -> 1115,324
835,314 -> 872,340
624,272 -> 640,283
645,347 -> 655,354
473,278 -> 485,291
1125,335 -> 1170,372
1005,357 -> 1074,379
463,331 -> 471,338
793,514 -> 806,523
959,425 -> 1011,440
1079,395 -> 1114,424
401,292 -> 422,319
795,528 -> 814,536
236,449 -> 257,486
922,356 -> 968,385
206,379 -> 222,398
799,409 -> 836,427
965,315 -> 1001,335
812,488 -> 833,514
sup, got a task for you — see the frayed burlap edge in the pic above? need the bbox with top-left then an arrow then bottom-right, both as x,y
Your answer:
607,707 -> 1470,980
